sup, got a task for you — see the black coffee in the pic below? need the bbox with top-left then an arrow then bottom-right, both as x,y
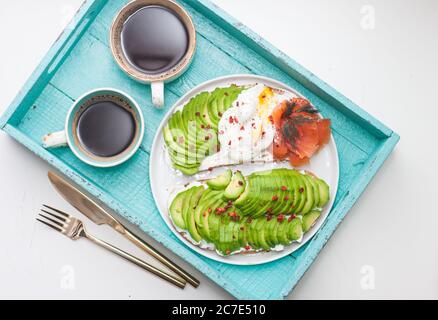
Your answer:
121,5 -> 189,74
77,100 -> 136,158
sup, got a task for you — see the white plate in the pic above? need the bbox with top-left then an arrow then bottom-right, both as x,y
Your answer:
150,74 -> 339,266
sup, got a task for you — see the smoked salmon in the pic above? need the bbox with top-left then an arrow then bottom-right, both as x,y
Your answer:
271,98 -> 331,167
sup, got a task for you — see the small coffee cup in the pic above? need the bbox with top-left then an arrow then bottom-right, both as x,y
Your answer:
42,88 -> 145,168
110,0 -> 196,108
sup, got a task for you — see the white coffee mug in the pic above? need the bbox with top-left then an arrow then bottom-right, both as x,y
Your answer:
110,0 -> 197,108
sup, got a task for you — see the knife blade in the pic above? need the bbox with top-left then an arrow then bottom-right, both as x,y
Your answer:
48,171 -> 200,288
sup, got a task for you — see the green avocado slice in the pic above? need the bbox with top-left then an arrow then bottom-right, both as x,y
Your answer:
316,179 -> 330,208
206,169 -> 232,190
277,220 -> 290,245
169,189 -> 189,229
223,171 -> 246,200
183,186 -> 205,228
302,210 -> 321,232
300,174 -> 315,214
288,218 -> 303,241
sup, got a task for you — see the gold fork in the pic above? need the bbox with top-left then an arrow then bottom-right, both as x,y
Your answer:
37,205 -> 186,289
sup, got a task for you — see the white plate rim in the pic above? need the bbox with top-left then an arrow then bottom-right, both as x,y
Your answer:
149,74 -> 339,266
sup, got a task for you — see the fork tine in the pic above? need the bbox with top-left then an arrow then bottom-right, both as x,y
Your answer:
40,208 -> 68,223
36,218 -> 64,233
38,213 -> 66,228
43,205 -> 71,218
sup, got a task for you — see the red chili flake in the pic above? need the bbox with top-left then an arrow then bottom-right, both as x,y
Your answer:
203,114 -> 206,118
284,195 -> 289,201
288,214 -> 297,222
290,203 -> 295,208
208,167 -> 213,172
195,112 -> 201,117
240,125 -> 245,131
205,136 -> 210,141
228,140 -> 232,146
228,200 -> 233,205
240,227 -> 245,231
228,211 -> 237,218
272,195 -> 279,201
268,115 -> 274,123
244,245 -> 251,251
224,92 -> 229,96
225,249 -> 231,255
218,112 -> 223,117
236,101 -> 240,107
247,217 -> 253,224
277,214 -> 285,222
229,116 -> 234,124
261,131 -> 266,137
281,186 -> 288,191
233,116 -> 239,123
208,208 -> 212,213
238,136 -> 242,141
266,207 -> 273,214
202,212 -> 206,217
299,187 -> 305,193
251,122 -> 256,129
206,124 -> 211,129
219,130 -> 224,135
215,207 -> 226,215
238,181 -> 244,186
200,124 -> 205,129
266,214 -> 273,221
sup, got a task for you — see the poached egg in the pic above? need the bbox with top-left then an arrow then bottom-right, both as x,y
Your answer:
200,84 -> 296,170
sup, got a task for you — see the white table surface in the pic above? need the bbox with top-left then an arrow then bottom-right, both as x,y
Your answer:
1,0 -> 437,300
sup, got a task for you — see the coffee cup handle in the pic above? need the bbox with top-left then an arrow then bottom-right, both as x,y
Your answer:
151,81 -> 164,108
42,131 -> 68,148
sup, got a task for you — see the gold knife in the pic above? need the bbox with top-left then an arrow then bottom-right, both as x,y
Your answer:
48,171 -> 200,288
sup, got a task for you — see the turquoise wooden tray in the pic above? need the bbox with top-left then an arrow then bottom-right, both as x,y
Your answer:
0,0 -> 399,299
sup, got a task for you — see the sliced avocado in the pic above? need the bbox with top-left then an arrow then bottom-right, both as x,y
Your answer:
256,218 -> 271,250
236,177 -> 260,214
180,187 -> 196,228
223,171 -> 246,200
300,174 -> 315,214
288,218 -> 303,241
185,192 -> 204,243
265,218 -> 278,247
169,190 -> 189,229
199,197 -> 223,242
302,210 -> 321,232
316,179 -> 330,208
207,208 -> 222,243
194,189 -> 216,226
277,220 -> 290,245
307,176 -> 320,210
234,181 -> 251,207
207,88 -> 222,126
248,217 -> 260,249
206,169 -> 232,190
294,175 -> 307,214
173,164 -> 200,176
183,186 -> 204,227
